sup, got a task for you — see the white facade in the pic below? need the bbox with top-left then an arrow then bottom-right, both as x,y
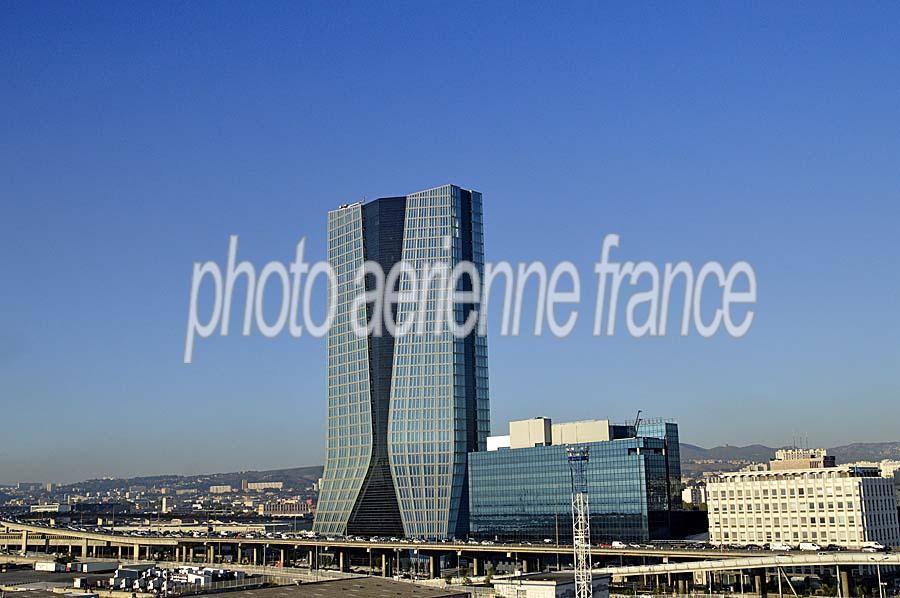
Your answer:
707,466 -> 900,548
682,485 -> 707,507
510,417 -> 553,449
848,460 -> 900,508
487,435 -> 511,451
493,573 -> 610,598
551,419 -> 611,445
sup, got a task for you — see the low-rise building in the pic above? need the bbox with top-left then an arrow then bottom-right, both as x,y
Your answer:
257,499 -> 312,517
707,458 -> 899,548
682,484 -> 707,508
243,481 -> 283,491
770,448 -> 836,471
493,572 -> 610,598
29,503 -> 70,513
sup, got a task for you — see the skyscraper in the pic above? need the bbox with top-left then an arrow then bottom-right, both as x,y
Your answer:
314,184 -> 489,539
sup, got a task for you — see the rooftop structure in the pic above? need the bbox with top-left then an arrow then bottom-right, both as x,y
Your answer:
770,448 -> 836,471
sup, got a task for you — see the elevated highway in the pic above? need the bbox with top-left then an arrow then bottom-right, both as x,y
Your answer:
4,519 -> 893,589
597,551 -> 900,575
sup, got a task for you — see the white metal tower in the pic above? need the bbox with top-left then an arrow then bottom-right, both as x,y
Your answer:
567,445 -> 592,598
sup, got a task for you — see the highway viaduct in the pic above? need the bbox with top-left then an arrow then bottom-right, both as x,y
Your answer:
1,519 -> 893,594
0,519 -> 755,579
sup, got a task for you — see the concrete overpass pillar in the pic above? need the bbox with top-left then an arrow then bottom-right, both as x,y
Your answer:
133,544 -> 140,560
755,572 -> 767,598
428,555 -> 439,579
381,553 -> 390,577
252,547 -> 259,566
338,550 -> 347,572
521,558 -> 528,574
235,544 -> 241,564
471,556 -> 481,577
81,539 -> 88,557
20,529 -> 28,555
838,566 -> 851,598
207,544 -> 215,562
308,549 -> 315,569
279,548 -> 285,566
117,546 -> 122,559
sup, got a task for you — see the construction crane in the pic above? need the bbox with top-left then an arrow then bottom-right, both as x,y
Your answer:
567,446 -> 592,598
632,409 -> 643,437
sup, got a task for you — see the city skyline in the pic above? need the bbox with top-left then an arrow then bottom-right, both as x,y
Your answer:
2,3 -> 899,484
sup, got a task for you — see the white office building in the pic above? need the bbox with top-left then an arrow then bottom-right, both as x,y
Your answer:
707,465 -> 899,548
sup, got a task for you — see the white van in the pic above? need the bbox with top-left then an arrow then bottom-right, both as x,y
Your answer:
799,543 -> 821,551
769,543 -> 793,552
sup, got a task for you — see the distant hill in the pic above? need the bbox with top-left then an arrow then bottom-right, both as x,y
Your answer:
680,441 -> 900,477
55,440 -> 900,490
680,443 -> 776,463
64,465 -> 324,493
829,442 -> 900,463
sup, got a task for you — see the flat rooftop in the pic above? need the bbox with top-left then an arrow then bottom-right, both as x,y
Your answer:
0,568 -> 108,586
493,571 -> 611,584
222,578 -> 470,598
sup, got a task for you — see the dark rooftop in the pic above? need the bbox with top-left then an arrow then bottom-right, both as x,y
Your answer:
223,578 -> 469,598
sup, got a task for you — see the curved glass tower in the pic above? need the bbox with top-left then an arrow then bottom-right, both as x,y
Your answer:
314,184 -> 489,539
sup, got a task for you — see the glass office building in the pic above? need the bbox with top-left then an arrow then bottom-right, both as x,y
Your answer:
468,434 -> 678,543
609,419 -> 683,511
314,184 -> 489,539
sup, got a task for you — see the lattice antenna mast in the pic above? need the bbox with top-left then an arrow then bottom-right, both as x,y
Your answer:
567,446 -> 592,598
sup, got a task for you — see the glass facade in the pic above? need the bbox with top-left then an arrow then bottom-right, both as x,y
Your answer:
315,203 -> 374,535
389,185 -> 489,539
609,418 -> 682,511
315,185 -> 488,539
468,436 -> 676,543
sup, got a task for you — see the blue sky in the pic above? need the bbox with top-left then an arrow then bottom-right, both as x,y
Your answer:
1,2 -> 898,483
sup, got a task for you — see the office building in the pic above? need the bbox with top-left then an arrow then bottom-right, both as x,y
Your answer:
682,484 -> 708,508
29,503 -> 70,513
258,499 -> 313,517
493,572 -> 610,598
468,417 -> 681,543
315,184 -> 489,539
847,460 -> 900,508
706,454 -> 900,548
244,481 -> 284,491
160,497 -> 174,514
769,448 -> 836,471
